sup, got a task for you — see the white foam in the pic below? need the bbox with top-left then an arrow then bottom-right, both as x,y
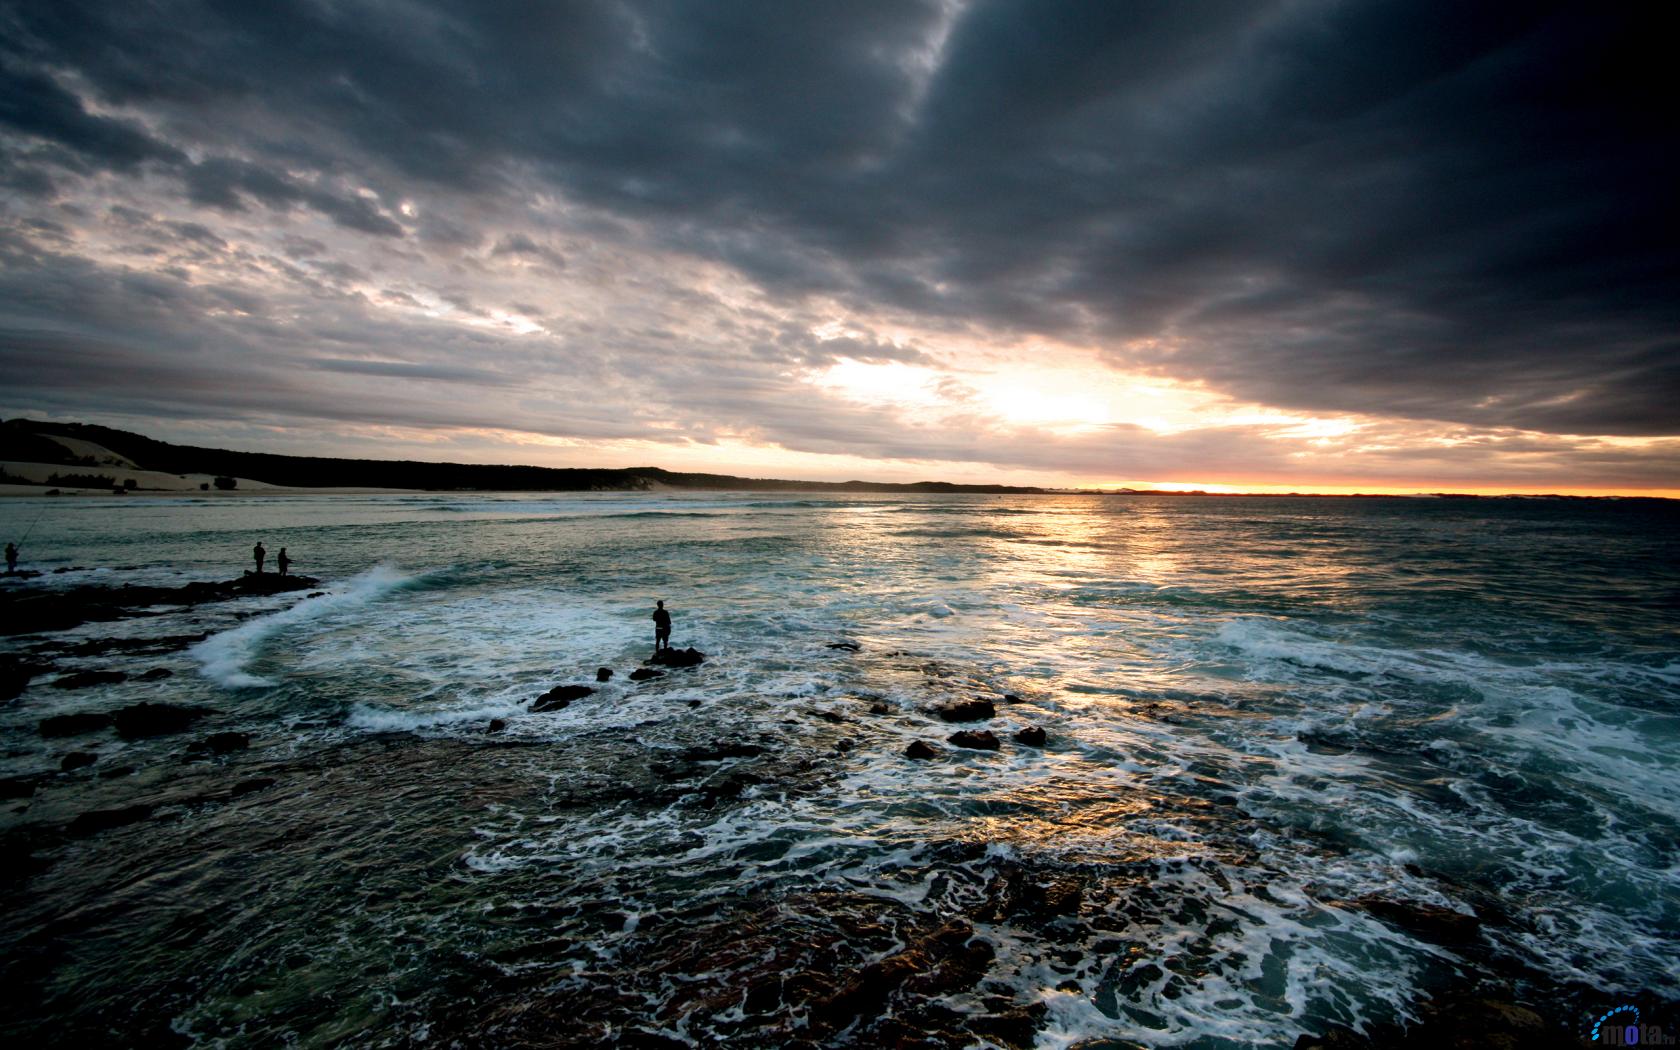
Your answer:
191,564 -> 422,688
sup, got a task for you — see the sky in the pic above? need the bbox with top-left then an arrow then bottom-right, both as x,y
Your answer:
1,1 -> 1676,494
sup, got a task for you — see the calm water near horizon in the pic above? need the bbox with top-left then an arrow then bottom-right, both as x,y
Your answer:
1,491 -> 1676,1047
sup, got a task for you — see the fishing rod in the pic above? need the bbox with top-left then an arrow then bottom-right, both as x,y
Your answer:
15,502 -> 50,545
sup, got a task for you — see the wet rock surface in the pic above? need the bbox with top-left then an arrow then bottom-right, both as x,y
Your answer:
1013,725 -> 1047,747
948,729 -> 1000,750
0,573 -> 321,636
933,698 -> 994,722
531,684 -> 593,712
649,646 -> 706,668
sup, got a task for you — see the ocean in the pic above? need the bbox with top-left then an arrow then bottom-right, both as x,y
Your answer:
1,492 -> 1676,1047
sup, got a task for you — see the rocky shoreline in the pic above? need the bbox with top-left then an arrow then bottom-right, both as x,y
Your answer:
0,578 -> 1666,1048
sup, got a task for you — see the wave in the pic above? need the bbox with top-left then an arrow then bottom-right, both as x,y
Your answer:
190,565 -> 426,688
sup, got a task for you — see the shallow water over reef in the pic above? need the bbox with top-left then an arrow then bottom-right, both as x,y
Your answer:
1,492 -> 1676,1046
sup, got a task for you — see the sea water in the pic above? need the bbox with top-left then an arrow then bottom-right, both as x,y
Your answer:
0,492 -> 1675,1046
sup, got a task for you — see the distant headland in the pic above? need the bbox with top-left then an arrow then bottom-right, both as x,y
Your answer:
0,419 -> 1048,495
1,419 -> 1668,500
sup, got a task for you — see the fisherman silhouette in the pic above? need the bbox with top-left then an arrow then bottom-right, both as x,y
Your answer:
652,600 -> 672,653
4,542 -> 16,574
277,547 -> 291,576
253,541 -> 266,574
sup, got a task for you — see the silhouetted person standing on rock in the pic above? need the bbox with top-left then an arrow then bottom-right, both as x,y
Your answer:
277,547 -> 291,576
653,600 -> 672,653
4,542 -> 16,574
253,541 -> 266,574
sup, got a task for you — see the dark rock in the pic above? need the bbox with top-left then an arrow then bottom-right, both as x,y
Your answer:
0,573 -> 321,636
1352,896 -> 1480,946
112,702 -> 213,739
61,633 -> 207,657
67,804 -> 154,836
649,646 -> 706,668
1,653 -> 47,701
629,667 -> 665,682
532,684 -> 593,712
681,742 -> 764,762
966,1003 -> 1047,1049
307,591 -> 326,598
188,731 -> 250,755
905,740 -> 940,760
1002,693 -> 1023,704
51,669 -> 128,690
826,640 -> 862,652
934,698 -> 994,722
0,774 -> 40,798
596,667 -> 614,682
1008,874 -> 1083,917
835,738 -> 854,752
486,718 -> 507,734
136,667 -> 173,681
59,751 -> 97,772
949,729 -> 1001,750
687,699 -> 701,708
1013,725 -> 1047,747
229,777 -> 276,798
868,701 -> 891,715
39,711 -> 114,737
812,921 -> 992,1030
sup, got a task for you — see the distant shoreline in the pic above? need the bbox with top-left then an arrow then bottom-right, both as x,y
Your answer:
2,419 -> 1673,501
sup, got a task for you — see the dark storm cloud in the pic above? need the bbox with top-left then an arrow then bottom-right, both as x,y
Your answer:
0,0 -> 1676,475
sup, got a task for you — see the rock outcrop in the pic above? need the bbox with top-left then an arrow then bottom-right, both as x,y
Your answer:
948,729 -> 1000,750
934,698 -> 994,722
111,702 -> 213,739
532,684 -> 593,712
650,647 -> 706,668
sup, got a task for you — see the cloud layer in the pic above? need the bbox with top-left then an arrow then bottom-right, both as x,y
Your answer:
1,1 -> 1676,489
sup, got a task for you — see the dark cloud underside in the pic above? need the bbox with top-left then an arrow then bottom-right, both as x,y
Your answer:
0,0 -> 1676,485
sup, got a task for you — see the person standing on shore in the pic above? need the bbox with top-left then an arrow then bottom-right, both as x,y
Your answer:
4,542 -> 16,574
277,547 -> 291,576
652,600 -> 672,653
253,541 -> 266,574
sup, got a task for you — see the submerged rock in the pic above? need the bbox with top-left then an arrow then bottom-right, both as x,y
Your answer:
67,804 -> 154,837
629,667 -> 664,682
486,718 -> 507,734
1,653 -> 47,701
1350,896 -> 1480,946
650,647 -> 706,668
934,698 -> 994,722
811,920 -> 993,1031
111,702 -> 213,739
596,667 -> 614,682
905,740 -> 940,760
39,712 -> 114,738
136,667 -> 173,681
188,731 -> 250,755
51,669 -> 128,690
826,640 -> 862,652
532,684 -> 593,712
680,742 -> 765,762
59,751 -> 97,772
948,729 -> 1001,750
1013,725 -> 1047,747
229,777 -> 276,798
